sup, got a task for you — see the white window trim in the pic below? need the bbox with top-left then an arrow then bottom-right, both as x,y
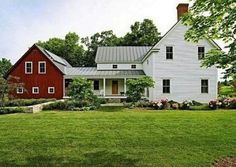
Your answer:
48,87 -> 55,94
162,79 -> 171,94
32,87 -> 39,94
201,78 -> 209,94
38,61 -> 46,74
166,46 -> 174,60
25,61 -> 33,74
16,87 -> 23,94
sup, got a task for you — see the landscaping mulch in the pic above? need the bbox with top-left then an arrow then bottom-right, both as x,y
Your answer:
214,157 -> 236,167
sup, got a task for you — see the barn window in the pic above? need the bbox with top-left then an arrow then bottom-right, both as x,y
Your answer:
131,65 -> 136,69
32,87 -> 39,94
113,64 -> 118,69
166,46 -> 173,59
201,79 -> 208,93
48,87 -> 55,94
25,62 -> 32,74
38,61 -> 46,74
198,47 -> 205,60
163,79 -> 170,93
94,80 -> 99,90
16,87 -> 23,94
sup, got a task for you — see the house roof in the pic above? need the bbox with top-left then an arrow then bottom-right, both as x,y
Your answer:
95,46 -> 152,64
65,67 -> 145,77
35,45 -> 72,74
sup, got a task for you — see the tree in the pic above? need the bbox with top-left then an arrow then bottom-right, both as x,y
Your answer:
0,58 -> 12,77
68,77 -> 94,101
122,19 -> 161,46
81,30 -> 121,67
37,32 -> 84,67
182,0 -> 236,78
126,76 -> 155,103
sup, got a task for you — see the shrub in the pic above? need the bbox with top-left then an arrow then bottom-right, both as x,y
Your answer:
191,100 -> 203,106
171,103 -> 179,110
209,100 -> 218,110
228,98 -> 236,109
0,107 -> 24,114
180,100 -> 192,110
5,99 -> 54,107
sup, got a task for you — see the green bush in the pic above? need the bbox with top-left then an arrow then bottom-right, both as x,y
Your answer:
5,99 -> 55,107
0,107 -> 24,114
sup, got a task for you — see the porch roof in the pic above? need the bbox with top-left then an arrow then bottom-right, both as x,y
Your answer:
65,67 -> 145,77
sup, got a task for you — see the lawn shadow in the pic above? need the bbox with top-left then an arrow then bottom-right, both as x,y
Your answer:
0,150 -> 138,167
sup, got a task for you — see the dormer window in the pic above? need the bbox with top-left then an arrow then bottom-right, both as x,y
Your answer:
166,46 -> 173,59
113,65 -> 118,69
38,61 -> 46,74
16,87 -> 23,94
198,47 -> 205,60
131,65 -> 136,69
25,62 -> 32,74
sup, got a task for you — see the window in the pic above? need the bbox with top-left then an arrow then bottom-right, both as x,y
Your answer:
166,46 -> 173,59
25,62 -> 32,74
113,64 -> 118,69
16,87 -> 23,94
163,79 -> 170,93
198,47 -> 205,60
48,87 -> 55,94
131,65 -> 136,69
201,79 -> 208,93
94,80 -> 99,90
32,87 -> 39,94
38,61 -> 46,74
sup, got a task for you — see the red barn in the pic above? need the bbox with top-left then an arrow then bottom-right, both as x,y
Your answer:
5,44 -> 71,99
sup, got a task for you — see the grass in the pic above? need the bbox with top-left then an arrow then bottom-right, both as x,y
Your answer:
0,108 -> 236,167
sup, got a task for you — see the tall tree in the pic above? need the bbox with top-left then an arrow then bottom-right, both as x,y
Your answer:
81,30 -> 121,67
182,0 -> 236,78
37,32 -> 84,67
122,19 -> 161,46
0,58 -> 12,77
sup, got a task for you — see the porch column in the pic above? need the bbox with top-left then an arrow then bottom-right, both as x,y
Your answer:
103,78 -> 106,97
124,78 -> 127,95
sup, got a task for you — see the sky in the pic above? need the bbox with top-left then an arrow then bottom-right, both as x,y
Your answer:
0,0 -> 225,79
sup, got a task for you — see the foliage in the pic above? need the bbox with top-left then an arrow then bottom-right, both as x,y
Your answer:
37,32 -> 85,67
182,0 -> 236,78
0,76 -> 25,107
4,99 -> 54,107
0,107 -> 24,115
68,77 -> 94,101
122,19 -> 161,46
0,58 -> 12,77
151,99 -> 169,110
43,100 -> 100,111
180,100 -> 193,110
81,30 -> 121,67
126,76 -> 155,103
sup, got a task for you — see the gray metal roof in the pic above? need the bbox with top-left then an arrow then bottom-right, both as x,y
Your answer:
95,46 -> 152,63
35,45 -> 72,74
65,67 -> 145,76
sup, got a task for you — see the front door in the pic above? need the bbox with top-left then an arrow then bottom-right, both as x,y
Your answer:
112,80 -> 118,95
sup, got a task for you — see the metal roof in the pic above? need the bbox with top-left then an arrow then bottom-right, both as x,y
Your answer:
95,46 -> 152,63
65,67 -> 145,76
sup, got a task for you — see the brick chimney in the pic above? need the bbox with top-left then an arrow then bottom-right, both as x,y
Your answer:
177,3 -> 189,21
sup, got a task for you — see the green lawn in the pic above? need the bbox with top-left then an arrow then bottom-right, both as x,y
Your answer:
0,108 -> 236,167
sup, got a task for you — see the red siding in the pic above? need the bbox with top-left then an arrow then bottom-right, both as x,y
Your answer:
8,46 -> 64,99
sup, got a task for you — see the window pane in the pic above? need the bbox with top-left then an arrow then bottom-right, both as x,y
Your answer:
113,65 -> 117,69
94,80 -> 99,90
163,79 -> 170,93
131,65 -> 136,69
166,47 -> 173,59
198,47 -> 205,60
201,79 -> 208,93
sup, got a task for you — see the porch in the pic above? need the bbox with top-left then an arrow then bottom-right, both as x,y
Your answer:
64,78 -> 148,99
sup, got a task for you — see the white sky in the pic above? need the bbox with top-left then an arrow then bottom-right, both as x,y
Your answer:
0,0 -> 225,79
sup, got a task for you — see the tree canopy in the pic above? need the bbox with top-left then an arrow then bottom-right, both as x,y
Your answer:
38,19 -> 161,67
0,58 -> 12,77
182,0 -> 236,78
37,32 -> 85,67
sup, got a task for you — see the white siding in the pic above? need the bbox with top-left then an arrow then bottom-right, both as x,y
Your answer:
97,64 -> 143,70
148,21 -> 217,103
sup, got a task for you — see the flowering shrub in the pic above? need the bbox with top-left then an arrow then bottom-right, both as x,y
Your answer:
171,103 -> 179,110
151,101 -> 163,110
209,100 -> 219,110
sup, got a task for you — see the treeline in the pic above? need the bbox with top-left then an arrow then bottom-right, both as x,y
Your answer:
37,19 -> 161,67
